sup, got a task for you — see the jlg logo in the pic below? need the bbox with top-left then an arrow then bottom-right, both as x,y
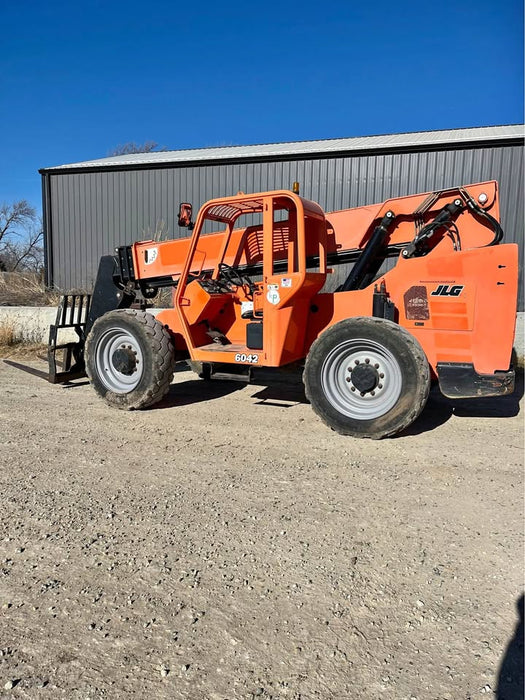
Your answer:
430,284 -> 464,297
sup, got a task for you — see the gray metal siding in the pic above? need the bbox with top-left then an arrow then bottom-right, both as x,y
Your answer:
46,142 -> 524,308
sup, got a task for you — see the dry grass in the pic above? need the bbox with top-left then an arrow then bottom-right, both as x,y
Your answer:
0,272 -> 63,307
0,270 -> 172,308
156,287 -> 174,308
0,321 -> 15,346
0,320 -> 46,359
0,341 -> 47,360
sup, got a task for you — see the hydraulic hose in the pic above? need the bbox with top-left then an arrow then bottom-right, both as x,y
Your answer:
459,188 -> 504,246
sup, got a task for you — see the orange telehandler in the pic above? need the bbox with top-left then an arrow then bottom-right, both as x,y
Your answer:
11,180 -> 518,438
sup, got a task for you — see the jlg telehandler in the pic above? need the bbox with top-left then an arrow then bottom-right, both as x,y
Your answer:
13,180 -> 518,438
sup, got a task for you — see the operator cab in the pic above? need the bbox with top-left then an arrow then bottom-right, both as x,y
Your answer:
174,191 -> 328,367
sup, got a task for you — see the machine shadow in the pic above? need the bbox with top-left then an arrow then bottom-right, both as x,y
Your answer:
496,594 -> 524,700
41,360 -> 525,430
61,361 -> 192,390
250,383 -> 308,406
248,368 -> 523,429
151,365 -> 523,428
248,368 -> 308,406
399,370 -> 523,437
151,366 -> 309,410
152,377 -> 244,409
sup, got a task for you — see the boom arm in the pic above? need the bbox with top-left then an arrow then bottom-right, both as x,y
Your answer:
115,181 -> 501,298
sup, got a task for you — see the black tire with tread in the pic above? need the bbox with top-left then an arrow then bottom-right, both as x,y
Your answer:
85,309 -> 175,410
303,317 -> 430,439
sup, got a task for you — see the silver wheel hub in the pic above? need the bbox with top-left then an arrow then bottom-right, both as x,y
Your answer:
321,338 -> 402,420
95,328 -> 144,393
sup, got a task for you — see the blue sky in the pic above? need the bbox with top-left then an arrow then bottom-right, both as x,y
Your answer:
1,0 -> 523,213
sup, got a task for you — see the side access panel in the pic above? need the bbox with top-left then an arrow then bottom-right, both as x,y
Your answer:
395,243 -> 518,377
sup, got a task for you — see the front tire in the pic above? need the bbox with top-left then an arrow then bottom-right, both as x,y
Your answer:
304,317 -> 430,439
85,309 -> 175,410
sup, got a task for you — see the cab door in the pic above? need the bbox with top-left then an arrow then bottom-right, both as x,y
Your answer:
259,194 -> 326,366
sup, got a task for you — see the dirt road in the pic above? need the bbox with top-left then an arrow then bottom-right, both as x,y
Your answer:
0,360 -> 523,699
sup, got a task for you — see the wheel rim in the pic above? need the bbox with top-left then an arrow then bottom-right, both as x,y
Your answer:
95,328 -> 144,393
321,338 -> 403,420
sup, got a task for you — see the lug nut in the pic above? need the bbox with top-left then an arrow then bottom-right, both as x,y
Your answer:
365,358 -> 370,364
379,373 -> 384,378
378,383 -> 383,389
346,377 -> 351,382
374,363 -> 379,369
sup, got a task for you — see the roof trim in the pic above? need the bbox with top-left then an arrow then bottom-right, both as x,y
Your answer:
40,124 -> 524,174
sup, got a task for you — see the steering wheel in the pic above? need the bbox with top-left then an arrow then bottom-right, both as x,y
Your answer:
217,263 -> 254,296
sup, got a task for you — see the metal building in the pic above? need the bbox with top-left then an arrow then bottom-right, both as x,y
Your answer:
40,124 -> 524,307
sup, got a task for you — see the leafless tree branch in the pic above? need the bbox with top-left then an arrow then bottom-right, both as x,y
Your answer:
107,141 -> 168,156
0,201 -> 43,273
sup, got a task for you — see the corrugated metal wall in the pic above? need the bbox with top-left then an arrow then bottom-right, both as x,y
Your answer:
46,142 -> 524,307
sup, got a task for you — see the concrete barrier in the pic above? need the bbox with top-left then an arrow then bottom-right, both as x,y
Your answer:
0,307 -> 59,343
0,306 -> 523,366
0,307 -> 164,345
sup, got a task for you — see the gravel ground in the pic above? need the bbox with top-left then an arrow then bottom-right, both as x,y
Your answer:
0,360 -> 523,699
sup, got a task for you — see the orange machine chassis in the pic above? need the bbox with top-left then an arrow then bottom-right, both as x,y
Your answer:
19,180 -> 517,439
124,181 -> 517,391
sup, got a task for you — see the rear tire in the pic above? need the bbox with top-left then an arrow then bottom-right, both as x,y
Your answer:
85,309 -> 175,410
304,317 -> 430,439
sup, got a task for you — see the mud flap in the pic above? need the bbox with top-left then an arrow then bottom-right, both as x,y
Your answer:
437,362 -> 515,398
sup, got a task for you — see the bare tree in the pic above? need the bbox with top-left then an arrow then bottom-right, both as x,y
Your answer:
108,141 -> 167,156
0,200 -> 43,273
